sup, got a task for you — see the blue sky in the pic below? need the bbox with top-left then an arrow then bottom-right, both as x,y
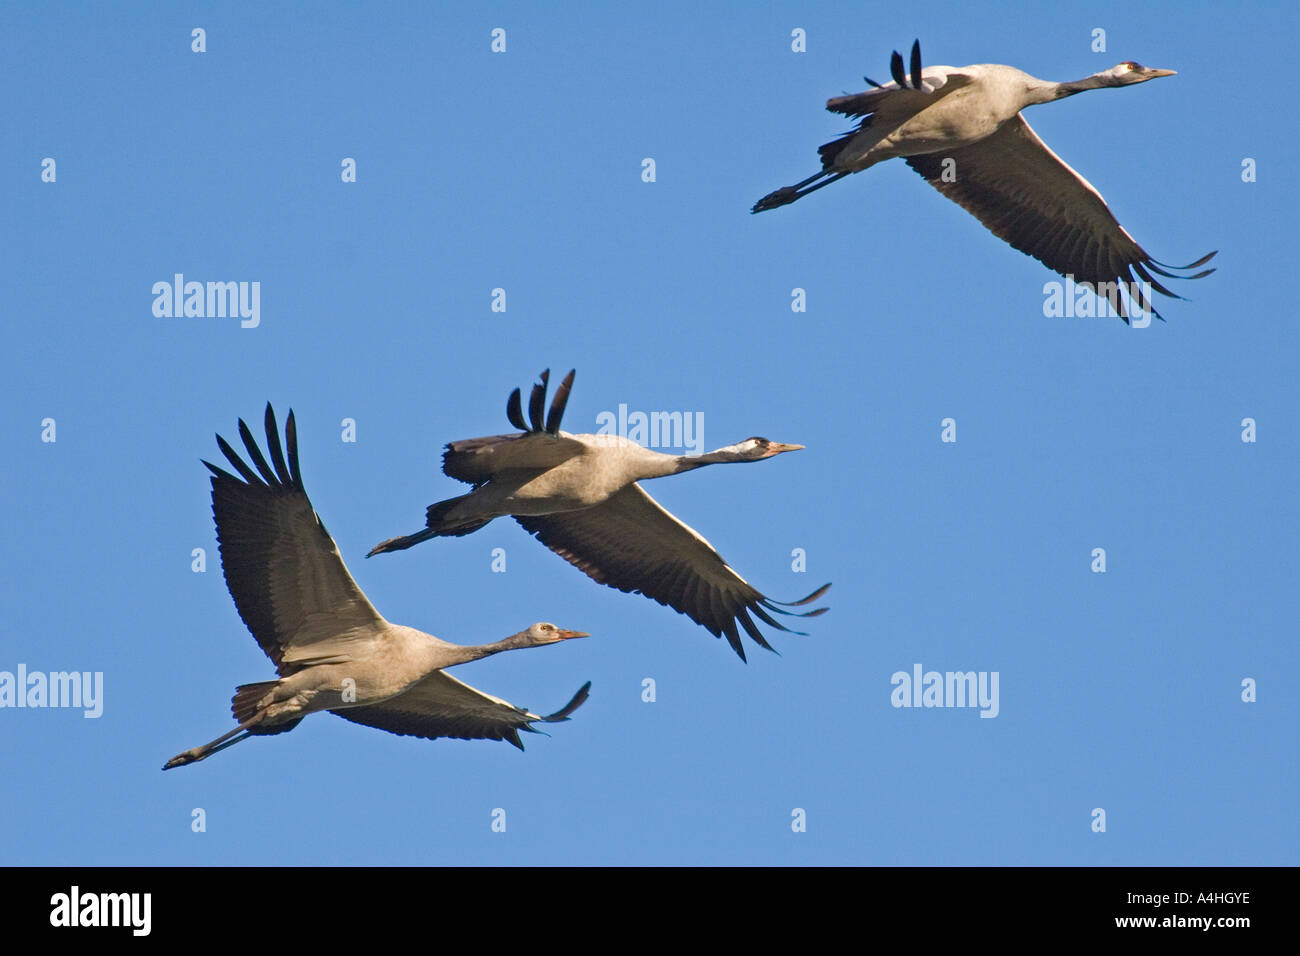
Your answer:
2,1 -> 1296,865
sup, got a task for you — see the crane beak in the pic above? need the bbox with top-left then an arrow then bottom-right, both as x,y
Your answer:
556,629 -> 589,640
1147,68 -> 1176,78
765,442 -> 805,456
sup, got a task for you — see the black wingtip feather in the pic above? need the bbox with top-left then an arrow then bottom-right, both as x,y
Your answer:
1133,263 -> 1180,300
216,433 -> 264,485
507,388 -> 528,431
201,459 -> 234,481
750,603 -> 801,635
772,581 -> 832,607
721,619 -> 748,661
1153,250 -> 1217,271
545,369 -> 576,434
265,404 -> 293,485
909,40 -> 922,90
889,50 -> 907,88
737,607 -> 776,653
541,680 -> 592,722
239,417 -> 278,485
528,369 -> 550,432
284,410 -> 300,488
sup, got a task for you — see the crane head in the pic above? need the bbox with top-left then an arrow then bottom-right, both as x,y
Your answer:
525,622 -> 590,645
1106,61 -> 1176,85
736,437 -> 805,460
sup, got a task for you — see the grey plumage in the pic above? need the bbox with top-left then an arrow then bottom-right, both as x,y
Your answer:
369,370 -> 830,661
163,405 -> 591,769
754,40 -> 1217,322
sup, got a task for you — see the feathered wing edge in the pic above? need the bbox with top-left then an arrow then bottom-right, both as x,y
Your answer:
514,485 -> 832,662
331,680 -> 593,751
199,403 -> 305,672
506,368 -> 576,434
903,116 -> 1218,323
202,403 -> 301,492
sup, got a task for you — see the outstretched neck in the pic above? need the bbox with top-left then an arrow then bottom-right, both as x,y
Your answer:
629,448 -> 724,479
442,630 -> 534,667
1032,73 -> 1110,103
631,443 -> 769,480
662,448 -> 741,475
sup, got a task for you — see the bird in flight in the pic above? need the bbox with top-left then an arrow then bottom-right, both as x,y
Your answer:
369,370 -> 830,661
753,40 -> 1216,322
164,404 -> 591,769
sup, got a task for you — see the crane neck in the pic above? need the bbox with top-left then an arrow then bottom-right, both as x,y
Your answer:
1038,74 -> 1112,102
662,449 -> 742,475
441,630 -> 535,667
625,446 -> 721,479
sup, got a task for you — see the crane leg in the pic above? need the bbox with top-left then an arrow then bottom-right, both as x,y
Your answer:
752,172 -> 848,212
162,712 -> 267,770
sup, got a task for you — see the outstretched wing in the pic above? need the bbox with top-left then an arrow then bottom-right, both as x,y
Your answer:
203,404 -> 386,675
904,114 -> 1216,322
331,674 -> 590,749
515,485 -> 830,661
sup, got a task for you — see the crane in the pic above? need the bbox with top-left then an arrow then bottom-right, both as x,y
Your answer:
753,40 -> 1217,322
163,404 -> 590,770
368,370 -> 830,661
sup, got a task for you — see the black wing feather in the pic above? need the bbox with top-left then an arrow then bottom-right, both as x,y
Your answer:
528,369 -> 549,432
513,484 -> 830,661
507,388 -> 528,431
546,369 -> 575,434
